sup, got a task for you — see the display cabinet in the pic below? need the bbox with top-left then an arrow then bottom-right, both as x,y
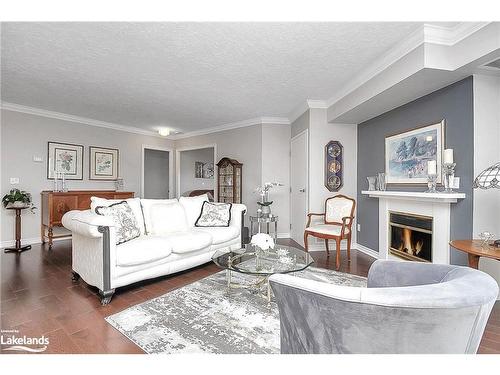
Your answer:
216,157 -> 242,203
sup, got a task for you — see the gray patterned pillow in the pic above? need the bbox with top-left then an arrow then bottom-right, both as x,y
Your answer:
95,201 -> 141,245
195,202 -> 232,227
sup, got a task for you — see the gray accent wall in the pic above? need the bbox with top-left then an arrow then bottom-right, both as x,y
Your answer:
357,77 -> 474,266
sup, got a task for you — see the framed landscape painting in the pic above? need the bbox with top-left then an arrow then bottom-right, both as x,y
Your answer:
385,120 -> 444,184
89,146 -> 119,180
47,141 -> 84,180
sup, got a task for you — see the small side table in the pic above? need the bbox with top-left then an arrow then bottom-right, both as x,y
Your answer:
249,215 -> 279,242
449,240 -> 500,269
4,207 -> 32,253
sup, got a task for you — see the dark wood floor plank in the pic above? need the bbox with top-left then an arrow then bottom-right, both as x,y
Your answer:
1,239 -> 498,354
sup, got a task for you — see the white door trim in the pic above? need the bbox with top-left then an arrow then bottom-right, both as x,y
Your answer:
290,129 -> 309,244
175,144 -> 218,199
141,145 -> 174,198
290,129 -> 309,212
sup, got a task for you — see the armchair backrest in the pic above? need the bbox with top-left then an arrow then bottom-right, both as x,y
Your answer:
325,195 -> 355,224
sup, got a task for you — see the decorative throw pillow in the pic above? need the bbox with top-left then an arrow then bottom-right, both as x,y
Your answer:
195,201 -> 232,227
95,201 -> 141,245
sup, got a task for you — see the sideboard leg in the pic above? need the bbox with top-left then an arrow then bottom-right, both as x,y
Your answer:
48,227 -> 53,249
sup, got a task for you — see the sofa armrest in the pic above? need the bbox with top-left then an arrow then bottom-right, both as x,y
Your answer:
229,204 -> 247,228
62,210 -> 115,238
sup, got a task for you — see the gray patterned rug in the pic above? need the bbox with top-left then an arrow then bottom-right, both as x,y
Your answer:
105,267 -> 367,354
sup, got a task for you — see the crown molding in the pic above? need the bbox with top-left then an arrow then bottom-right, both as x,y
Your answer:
288,99 -> 328,123
325,22 -> 489,108
170,116 -> 290,140
424,22 -> 490,46
326,24 -> 425,108
1,102 -> 163,138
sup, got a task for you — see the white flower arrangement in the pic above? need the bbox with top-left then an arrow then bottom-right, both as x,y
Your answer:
250,233 -> 275,251
255,182 -> 284,196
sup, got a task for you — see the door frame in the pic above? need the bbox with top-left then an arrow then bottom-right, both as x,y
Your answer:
175,144 -> 217,199
141,145 -> 174,199
290,129 -> 309,242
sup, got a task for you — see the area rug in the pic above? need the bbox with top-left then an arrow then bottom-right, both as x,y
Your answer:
105,267 -> 367,354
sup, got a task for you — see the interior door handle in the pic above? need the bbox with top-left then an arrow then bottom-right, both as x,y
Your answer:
299,188 -> 306,193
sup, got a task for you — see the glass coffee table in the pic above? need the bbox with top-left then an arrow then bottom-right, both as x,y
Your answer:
212,244 -> 314,302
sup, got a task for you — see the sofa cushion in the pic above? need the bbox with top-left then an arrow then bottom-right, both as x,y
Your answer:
140,198 -> 178,234
150,202 -> 188,235
179,194 -> 209,227
168,230 -> 212,254
116,236 -> 173,267
195,201 -> 232,227
91,197 -> 145,235
194,226 -> 240,245
95,201 -> 141,245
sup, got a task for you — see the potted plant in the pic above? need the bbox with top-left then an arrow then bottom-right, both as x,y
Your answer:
2,189 -> 37,213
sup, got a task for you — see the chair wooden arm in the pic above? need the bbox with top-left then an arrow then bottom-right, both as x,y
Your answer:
306,213 -> 325,227
341,216 -> 355,236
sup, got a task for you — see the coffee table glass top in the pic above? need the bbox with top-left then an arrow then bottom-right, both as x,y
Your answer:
212,244 -> 314,276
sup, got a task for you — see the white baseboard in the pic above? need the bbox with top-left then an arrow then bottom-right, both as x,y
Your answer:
0,236 -> 69,248
355,243 -> 380,259
277,233 -> 290,239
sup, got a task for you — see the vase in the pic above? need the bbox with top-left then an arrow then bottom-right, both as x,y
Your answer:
367,176 -> 377,191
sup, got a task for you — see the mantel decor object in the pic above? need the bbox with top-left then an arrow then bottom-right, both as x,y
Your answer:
473,161 -> 500,247
325,141 -> 343,192
425,160 -> 438,193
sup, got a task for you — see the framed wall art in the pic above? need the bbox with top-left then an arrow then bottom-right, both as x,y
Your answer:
325,140 -> 343,192
89,146 -> 119,180
195,161 -> 214,179
47,141 -> 84,180
385,120 -> 444,185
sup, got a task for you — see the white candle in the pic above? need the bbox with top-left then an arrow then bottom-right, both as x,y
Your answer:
427,160 -> 437,175
443,149 -> 454,164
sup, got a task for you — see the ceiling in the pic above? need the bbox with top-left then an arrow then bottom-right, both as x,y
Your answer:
1,22 -> 441,133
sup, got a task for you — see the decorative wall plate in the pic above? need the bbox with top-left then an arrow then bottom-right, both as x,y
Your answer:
325,141 -> 343,192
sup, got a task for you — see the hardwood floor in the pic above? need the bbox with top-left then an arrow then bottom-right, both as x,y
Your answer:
1,239 -> 499,354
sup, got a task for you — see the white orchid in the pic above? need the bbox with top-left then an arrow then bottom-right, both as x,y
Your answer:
250,233 -> 275,251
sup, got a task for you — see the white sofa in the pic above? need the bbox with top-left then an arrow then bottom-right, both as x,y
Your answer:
62,194 -> 246,304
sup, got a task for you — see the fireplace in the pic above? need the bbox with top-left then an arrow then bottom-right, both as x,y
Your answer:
389,211 -> 433,262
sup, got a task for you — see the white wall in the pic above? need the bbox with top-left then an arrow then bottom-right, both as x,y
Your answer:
308,108 -> 358,246
144,148 -> 170,199
179,147 -> 214,195
262,124 -> 291,235
0,109 -> 174,245
473,74 -> 500,293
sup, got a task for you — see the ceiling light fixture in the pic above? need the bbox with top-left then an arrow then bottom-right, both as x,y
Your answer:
158,128 -> 170,137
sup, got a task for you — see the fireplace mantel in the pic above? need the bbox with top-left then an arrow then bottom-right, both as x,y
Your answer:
362,190 -> 466,264
361,190 -> 466,203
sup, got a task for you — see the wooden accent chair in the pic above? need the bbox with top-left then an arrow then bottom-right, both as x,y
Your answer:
304,195 -> 356,270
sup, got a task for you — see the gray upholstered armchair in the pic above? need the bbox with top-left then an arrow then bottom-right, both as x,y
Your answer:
269,260 -> 498,354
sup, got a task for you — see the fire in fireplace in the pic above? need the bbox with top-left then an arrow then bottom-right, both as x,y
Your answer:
389,212 -> 432,262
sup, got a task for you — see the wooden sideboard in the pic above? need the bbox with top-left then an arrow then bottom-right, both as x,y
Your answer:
41,190 -> 134,247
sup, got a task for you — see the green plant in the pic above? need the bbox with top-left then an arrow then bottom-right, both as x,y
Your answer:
2,189 -> 37,213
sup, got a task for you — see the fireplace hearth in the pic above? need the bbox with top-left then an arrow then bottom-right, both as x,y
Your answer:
389,211 -> 432,262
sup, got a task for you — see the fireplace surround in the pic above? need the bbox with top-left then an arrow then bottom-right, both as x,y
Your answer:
361,190 -> 466,264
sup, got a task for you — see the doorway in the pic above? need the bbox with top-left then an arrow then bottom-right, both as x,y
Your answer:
290,130 -> 309,246
141,146 -> 173,199
176,145 -> 216,200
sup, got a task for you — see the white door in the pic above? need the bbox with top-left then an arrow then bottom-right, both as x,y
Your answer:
290,130 -> 308,246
